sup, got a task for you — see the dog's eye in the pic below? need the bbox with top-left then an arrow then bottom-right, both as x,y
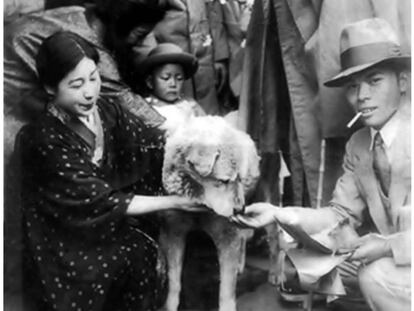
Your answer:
217,179 -> 230,185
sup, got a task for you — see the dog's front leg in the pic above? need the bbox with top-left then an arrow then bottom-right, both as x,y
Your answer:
266,222 -> 281,285
217,238 -> 241,311
159,228 -> 187,311
208,229 -> 240,311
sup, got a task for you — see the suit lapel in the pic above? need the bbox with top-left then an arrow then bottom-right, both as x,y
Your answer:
356,115 -> 411,234
388,121 -> 411,210
355,130 -> 392,234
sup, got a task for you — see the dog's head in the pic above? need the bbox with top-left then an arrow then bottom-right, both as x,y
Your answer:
162,116 -> 260,216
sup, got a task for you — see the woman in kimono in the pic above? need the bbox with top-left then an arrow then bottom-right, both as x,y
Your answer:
16,31 -> 203,311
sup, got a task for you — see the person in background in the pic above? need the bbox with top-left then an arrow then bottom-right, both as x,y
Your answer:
17,31 -> 205,311
140,0 -> 235,115
231,18 -> 411,311
137,42 -> 206,135
221,0 -> 253,101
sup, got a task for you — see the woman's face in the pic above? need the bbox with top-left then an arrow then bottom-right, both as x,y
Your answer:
147,63 -> 185,103
51,57 -> 101,117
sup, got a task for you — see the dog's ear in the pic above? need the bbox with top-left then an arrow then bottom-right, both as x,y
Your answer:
187,148 -> 220,177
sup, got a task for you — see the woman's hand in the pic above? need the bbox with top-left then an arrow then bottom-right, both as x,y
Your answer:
126,195 -> 208,215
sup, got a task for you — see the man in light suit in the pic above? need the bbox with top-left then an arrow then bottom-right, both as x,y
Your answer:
232,18 -> 411,311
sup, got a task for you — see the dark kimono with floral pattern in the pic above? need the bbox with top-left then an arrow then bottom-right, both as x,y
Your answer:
17,98 -> 166,311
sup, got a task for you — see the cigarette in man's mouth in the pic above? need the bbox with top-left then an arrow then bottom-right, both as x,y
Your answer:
346,112 -> 362,128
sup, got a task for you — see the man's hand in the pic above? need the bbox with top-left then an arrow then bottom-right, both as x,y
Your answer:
230,203 -> 300,229
230,203 -> 277,228
349,233 -> 392,264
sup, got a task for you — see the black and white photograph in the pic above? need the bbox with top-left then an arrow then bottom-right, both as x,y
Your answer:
3,0 -> 411,310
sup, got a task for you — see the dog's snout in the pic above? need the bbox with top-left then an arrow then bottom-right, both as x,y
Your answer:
234,195 -> 242,206
233,191 -> 245,215
233,181 -> 245,212
233,205 -> 246,215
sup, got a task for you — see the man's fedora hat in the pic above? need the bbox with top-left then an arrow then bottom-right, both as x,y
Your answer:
325,18 -> 410,87
137,43 -> 198,79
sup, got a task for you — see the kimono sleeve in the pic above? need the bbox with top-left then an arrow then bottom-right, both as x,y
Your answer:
103,100 -> 166,196
101,84 -> 165,128
19,125 -> 134,229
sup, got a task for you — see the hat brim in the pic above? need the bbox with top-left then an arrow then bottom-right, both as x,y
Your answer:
138,53 -> 198,79
324,56 -> 411,87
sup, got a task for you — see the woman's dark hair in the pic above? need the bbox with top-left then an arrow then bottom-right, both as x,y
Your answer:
36,31 -> 100,87
94,0 -> 165,38
94,0 -> 166,89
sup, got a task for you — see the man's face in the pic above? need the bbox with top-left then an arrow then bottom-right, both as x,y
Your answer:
345,66 -> 406,130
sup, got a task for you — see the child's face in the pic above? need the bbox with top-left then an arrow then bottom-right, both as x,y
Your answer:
147,63 -> 185,103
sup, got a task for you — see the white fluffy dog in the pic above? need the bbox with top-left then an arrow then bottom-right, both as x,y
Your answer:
161,116 -> 260,311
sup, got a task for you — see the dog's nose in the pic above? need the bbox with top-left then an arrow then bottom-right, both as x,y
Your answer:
233,205 -> 246,215
233,196 -> 245,214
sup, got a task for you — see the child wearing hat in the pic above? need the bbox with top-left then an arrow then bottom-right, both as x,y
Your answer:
137,43 -> 206,135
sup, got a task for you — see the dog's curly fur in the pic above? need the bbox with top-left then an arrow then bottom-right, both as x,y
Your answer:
160,116 -> 260,311
163,116 -> 260,215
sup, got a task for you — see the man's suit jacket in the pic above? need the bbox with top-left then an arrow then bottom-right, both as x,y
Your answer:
330,111 -> 411,266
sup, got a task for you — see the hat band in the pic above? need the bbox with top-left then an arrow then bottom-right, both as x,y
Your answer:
340,42 -> 402,70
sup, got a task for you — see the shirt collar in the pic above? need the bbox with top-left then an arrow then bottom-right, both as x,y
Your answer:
369,112 -> 400,150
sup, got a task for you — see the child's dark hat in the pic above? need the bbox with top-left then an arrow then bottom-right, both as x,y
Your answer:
137,43 -> 198,79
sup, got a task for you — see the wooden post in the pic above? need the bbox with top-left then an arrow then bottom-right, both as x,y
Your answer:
316,139 -> 326,209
